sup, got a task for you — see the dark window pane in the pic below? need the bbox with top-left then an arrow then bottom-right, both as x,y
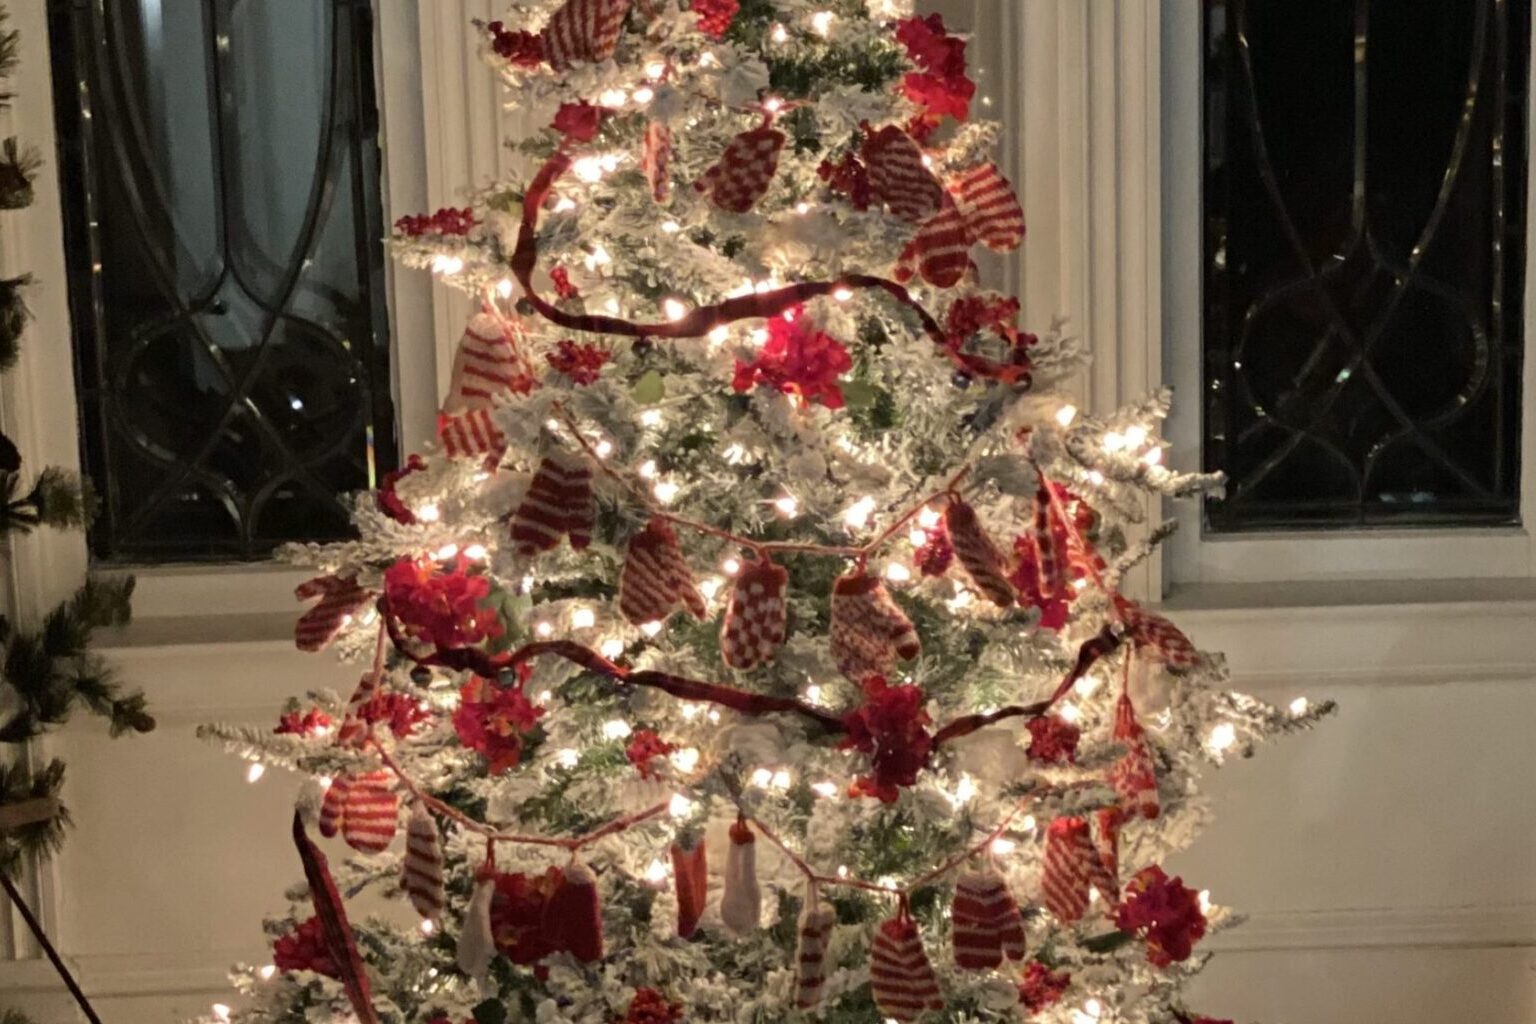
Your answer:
1203,0 -> 1529,530
48,0 -> 397,562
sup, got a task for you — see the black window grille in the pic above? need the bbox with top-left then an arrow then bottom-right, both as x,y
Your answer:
47,0 -> 397,563
1203,0 -> 1530,531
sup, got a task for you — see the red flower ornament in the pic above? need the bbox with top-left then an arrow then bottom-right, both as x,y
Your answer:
621,987 -> 685,1024
1017,961 -> 1071,1015
895,14 -> 975,135
625,729 -> 676,779
272,916 -> 339,978
732,308 -> 853,410
1114,865 -> 1208,967
1026,714 -> 1081,764
395,207 -> 478,238
275,707 -> 333,737
384,554 -> 505,653
840,676 -> 934,802
453,673 -> 545,775
552,101 -> 614,143
358,691 -> 433,740
486,21 -> 546,68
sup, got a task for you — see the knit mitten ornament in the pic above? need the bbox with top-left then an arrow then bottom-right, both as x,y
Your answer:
341,770 -> 399,854
1031,482 -> 1072,599
1110,693 -> 1162,819
720,556 -> 789,669
949,161 -> 1026,252
830,570 -> 921,682
694,127 -> 786,213
862,124 -> 945,223
642,121 -> 673,203
1120,601 -> 1200,671
318,775 -> 350,838
402,802 -> 445,922
894,197 -> 973,288
294,575 -> 372,653
793,886 -> 837,1009
670,836 -> 708,938
542,861 -> 604,962
542,0 -> 633,68
438,313 -> 529,459
1042,816 -> 1119,924
510,451 -> 595,554
869,913 -> 945,1022
618,517 -> 706,626
1094,807 -> 1125,884
333,673 -> 378,748
457,867 -> 497,985
720,820 -> 761,935
943,499 -> 1016,607
951,864 -> 1027,969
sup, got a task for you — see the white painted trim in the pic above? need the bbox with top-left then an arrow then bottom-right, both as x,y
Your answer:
1207,903 -> 1536,953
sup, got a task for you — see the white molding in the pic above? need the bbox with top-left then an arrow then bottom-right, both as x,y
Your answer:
1208,903 -> 1536,953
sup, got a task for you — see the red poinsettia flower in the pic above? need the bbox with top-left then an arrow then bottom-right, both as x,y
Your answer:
552,102 -> 613,143
1017,961 -> 1071,1015
693,0 -> 739,40
840,676 -> 934,802
377,454 -> 427,525
489,866 -> 565,965
1026,714 -> 1081,764
453,673 -> 545,775
358,691 -> 433,740
622,987 -> 685,1024
625,729 -> 676,779
895,13 -> 975,131
818,152 -> 873,210
1114,865 -> 1208,967
395,207 -> 478,238
384,554 -> 504,652
486,21 -> 546,68
272,916 -> 339,978
903,71 -> 976,122
546,339 -> 611,385
550,265 -> 580,300
274,707 -> 333,737
732,308 -> 853,410
914,523 -> 954,577
945,292 -> 1036,380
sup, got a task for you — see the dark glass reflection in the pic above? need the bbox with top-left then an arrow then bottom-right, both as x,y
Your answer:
49,0 -> 397,562
1204,0 -> 1529,530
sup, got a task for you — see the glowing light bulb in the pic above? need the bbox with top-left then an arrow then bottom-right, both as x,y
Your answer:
1143,447 -> 1164,466
1058,703 -> 1081,724
644,858 -> 670,884
1208,722 -> 1237,753
420,919 -> 436,935
536,621 -> 555,638
639,409 -> 664,428
639,459 -> 659,478
573,157 -> 604,183
654,480 -> 680,504
552,196 -> 577,213
1021,815 -> 1037,832
661,220 -> 681,234
750,327 -> 770,346
722,557 -> 742,576
770,23 -> 788,43
805,684 -> 824,705
708,325 -> 730,345
245,762 -> 266,784
599,154 -> 620,173
812,781 -> 838,798
572,608 -> 596,629
632,86 -> 654,104
640,621 -> 664,638
605,297 -> 621,314
751,768 -> 774,788
1125,425 -> 1149,447
671,747 -> 700,772
699,51 -> 719,67
663,298 -> 688,321
1056,404 -> 1078,427
598,88 -> 627,107
908,528 -> 928,547
1199,889 -> 1213,914
594,439 -> 614,459
991,838 -> 1017,857
463,543 -> 488,562
763,96 -> 784,115
833,286 -> 854,302
585,244 -> 612,268
837,865 -> 850,879
877,875 -> 899,891
212,1006 -> 232,1024
700,577 -> 724,601
918,506 -> 943,529
556,748 -> 580,768
1074,674 -> 1101,697
417,504 -> 440,523
435,543 -> 459,561
843,495 -> 877,530
771,769 -> 792,790
811,10 -> 834,35
795,201 -> 811,215
774,494 -> 800,518
669,793 -> 695,818
1087,470 -> 1107,486
496,278 -> 514,299
1102,431 -> 1127,453
601,638 -> 625,659
953,774 -> 976,805
431,255 -> 464,276
645,60 -> 667,80
885,563 -> 912,583
602,719 -> 633,741
258,965 -> 276,981
1289,697 -> 1310,716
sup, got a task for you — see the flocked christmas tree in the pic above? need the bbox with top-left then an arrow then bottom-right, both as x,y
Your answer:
203,3 -> 1334,1024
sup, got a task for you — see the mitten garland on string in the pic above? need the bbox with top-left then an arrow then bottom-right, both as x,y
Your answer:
439,313 -> 528,459
457,865 -> 498,984
951,863 -> 1027,970
402,801 -> 445,921
294,575 -> 372,653
670,836 -> 708,938
642,121 -> 673,203
1110,693 -> 1162,819
943,499 -> 1016,607
695,127 -> 786,213
1042,816 -> 1118,924
949,162 -> 1026,252
862,124 -> 945,223
870,912 -> 945,1022
318,771 -> 399,854
894,197 -> 973,288
542,0 -> 632,68
720,556 -> 788,669
618,517 -> 706,626
510,451 -> 595,554
542,861 -> 604,962
794,885 -> 837,1010
720,819 -> 761,935
829,569 -> 921,682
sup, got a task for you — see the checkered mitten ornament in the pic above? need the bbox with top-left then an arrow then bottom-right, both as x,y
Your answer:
830,569 -> 921,682
643,121 -> 673,203
542,0 -> 633,68
1042,816 -> 1119,924
619,517 -> 706,626
951,863 -> 1027,969
294,575 -> 372,653
1032,481 -> 1071,599
1120,600 -> 1200,671
862,124 -> 944,223
670,836 -> 708,938
542,861 -> 604,962
944,499 -> 1016,607
694,127 -> 786,213
720,556 -> 788,670
894,196 -> 973,288
949,161 -> 1026,252
870,912 -> 945,1022
1110,693 -> 1162,819
510,451 -> 594,554
457,865 -> 497,984
402,801 -> 445,921
794,885 -> 837,1009
720,819 -> 761,935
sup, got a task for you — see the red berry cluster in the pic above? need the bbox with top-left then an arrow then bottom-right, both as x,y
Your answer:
818,152 -> 873,211
625,729 -> 677,779
486,20 -> 546,68
394,207 -> 478,238
622,987 -> 684,1024
693,0 -> 739,40
545,339 -> 611,385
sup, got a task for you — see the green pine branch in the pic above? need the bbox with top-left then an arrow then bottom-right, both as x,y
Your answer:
0,137 -> 38,210
0,759 -> 69,877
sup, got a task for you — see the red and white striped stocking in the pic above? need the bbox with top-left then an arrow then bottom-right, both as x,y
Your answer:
643,121 -> 673,203
894,196 -> 973,288
542,0 -> 633,68
294,575 -> 372,653
948,162 -> 1026,252
438,313 -> 529,460
402,801 -> 444,921
1110,693 -> 1162,819
340,770 -> 398,854
1042,816 -> 1118,924
794,885 -> 836,1009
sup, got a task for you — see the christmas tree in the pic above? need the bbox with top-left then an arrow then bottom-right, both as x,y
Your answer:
203,3 -> 1333,1023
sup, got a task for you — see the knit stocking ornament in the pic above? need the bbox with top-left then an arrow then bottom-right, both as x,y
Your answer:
943,499 -> 1016,607
951,863 -> 1027,969
720,555 -> 789,670
542,861 -> 604,962
1042,816 -> 1119,924
642,121 -> 673,203
720,819 -> 761,935
1032,480 -> 1071,599
670,836 -> 708,938
862,124 -> 945,223
618,517 -> 706,626
402,801 -> 445,922
695,126 -> 786,213
794,884 -> 837,1009
457,865 -> 498,985
542,0 -> 633,68
869,911 -> 945,1021
829,569 -> 922,682
510,451 -> 595,554
340,770 -> 398,854
294,575 -> 372,653
1110,692 -> 1162,820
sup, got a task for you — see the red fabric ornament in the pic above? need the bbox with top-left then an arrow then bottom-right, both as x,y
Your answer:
1094,807 -> 1124,884
619,517 -> 706,626
541,861 -> 603,962
275,707 -> 332,737
720,820 -> 761,934
402,801 -> 445,921
895,13 -> 975,134
1114,865 -> 1207,967
319,771 -> 398,854
894,197 -> 973,289
272,916 -> 340,978
952,865 -> 1027,969
623,988 -> 684,1024
818,151 -> 874,211
642,121 -> 673,203
377,454 -> 426,524
395,207 -> 477,237
550,265 -> 580,300
670,837 -> 708,938
731,308 -> 853,410
943,293 -> 1035,383
869,914 -> 944,1022
693,0 -> 738,39
840,676 -> 933,803
793,888 -> 836,1009
545,339 -> 611,384
862,124 -> 944,224
552,101 -> 613,142
829,570 -> 921,683
358,690 -> 432,740
943,499 -> 1016,606
1041,816 -> 1117,924
914,522 -> 954,577
694,127 -> 786,213
294,574 -> 372,653
949,162 -> 1026,252
453,673 -> 545,775
489,866 -> 565,965
486,21 -> 546,68
1110,694 -> 1161,820
510,451 -> 595,554
333,673 -> 379,749
385,554 -> 504,652
720,556 -> 788,670
1031,481 -> 1071,599
439,313 -> 537,460
542,0 -> 633,68
459,870 -> 497,982
1119,600 -> 1200,671
625,729 -> 676,778
1017,961 -> 1071,1015
1026,714 -> 1081,764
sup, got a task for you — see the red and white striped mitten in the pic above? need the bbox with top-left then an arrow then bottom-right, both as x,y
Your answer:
318,774 -> 350,838
1032,482 -> 1071,599
1042,816 -> 1118,924
1110,693 -> 1161,819
870,914 -> 945,1022
952,864 -> 1027,970
542,0 -> 633,67
1094,807 -> 1124,886
619,517 -> 706,626
894,196 -> 973,288
333,673 -> 378,748
862,124 -> 944,224
542,861 -> 604,962
457,868 -> 497,984
794,886 -> 837,1009
720,820 -> 761,935
1121,602 -> 1200,671
949,162 -> 1026,252
943,499 -> 1016,607
830,570 -> 921,682
402,801 -> 445,921
341,770 -> 398,854
438,313 -> 527,459
671,836 -> 708,938
643,121 -> 673,203
294,575 -> 372,653
694,127 -> 786,213
720,556 -> 788,670
510,451 -> 595,554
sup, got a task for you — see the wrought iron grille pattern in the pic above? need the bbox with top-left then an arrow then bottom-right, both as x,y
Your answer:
1204,0 -> 1530,530
48,0 -> 397,562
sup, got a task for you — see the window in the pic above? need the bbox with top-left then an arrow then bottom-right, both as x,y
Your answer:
1202,0 -> 1531,532
48,0 -> 398,564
